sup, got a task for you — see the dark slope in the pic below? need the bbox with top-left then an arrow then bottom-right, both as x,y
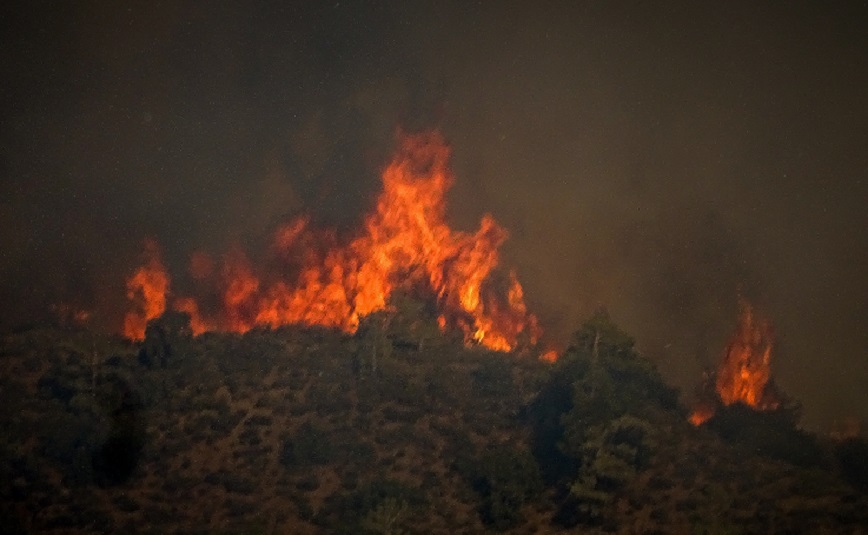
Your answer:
1,312 -> 866,533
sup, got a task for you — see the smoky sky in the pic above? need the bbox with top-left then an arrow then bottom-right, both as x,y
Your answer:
2,2 -> 866,429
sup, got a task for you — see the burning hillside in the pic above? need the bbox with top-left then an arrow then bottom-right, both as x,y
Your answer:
690,298 -> 780,425
124,131 -> 540,352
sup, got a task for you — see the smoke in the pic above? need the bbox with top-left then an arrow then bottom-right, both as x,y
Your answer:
2,2 -> 866,428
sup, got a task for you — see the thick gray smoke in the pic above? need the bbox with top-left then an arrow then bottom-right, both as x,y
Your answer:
2,2 -> 866,429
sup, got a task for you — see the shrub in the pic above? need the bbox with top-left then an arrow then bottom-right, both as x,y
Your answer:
708,404 -> 824,468
315,479 -> 425,534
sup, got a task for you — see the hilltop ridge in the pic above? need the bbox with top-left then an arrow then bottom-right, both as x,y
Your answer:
1,308 -> 867,533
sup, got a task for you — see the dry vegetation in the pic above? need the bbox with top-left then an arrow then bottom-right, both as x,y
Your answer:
1,310 -> 867,533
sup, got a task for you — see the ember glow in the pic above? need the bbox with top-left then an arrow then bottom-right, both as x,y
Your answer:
688,404 -> 716,427
123,131 -> 540,350
690,298 -> 779,425
50,303 -> 92,328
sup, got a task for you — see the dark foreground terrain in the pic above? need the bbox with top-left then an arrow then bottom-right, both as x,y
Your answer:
1,309 -> 867,533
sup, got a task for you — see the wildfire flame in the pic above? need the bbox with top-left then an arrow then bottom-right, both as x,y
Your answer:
122,131 -> 540,350
715,298 -> 778,409
689,298 -> 779,425
123,238 -> 170,340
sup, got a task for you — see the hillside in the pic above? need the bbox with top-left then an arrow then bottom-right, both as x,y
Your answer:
1,309 -> 867,534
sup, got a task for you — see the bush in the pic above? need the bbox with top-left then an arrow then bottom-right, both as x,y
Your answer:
708,404 -> 824,468
315,479 -> 424,534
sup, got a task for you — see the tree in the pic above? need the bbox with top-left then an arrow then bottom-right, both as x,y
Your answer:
566,416 -> 655,524
571,308 -> 637,363
468,448 -> 543,531
559,309 -> 676,447
529,310 -> 675,526
137,311 -> 193,369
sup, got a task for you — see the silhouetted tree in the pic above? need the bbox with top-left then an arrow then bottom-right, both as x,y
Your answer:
529,310 -> 676,526
138,311 -> 193,369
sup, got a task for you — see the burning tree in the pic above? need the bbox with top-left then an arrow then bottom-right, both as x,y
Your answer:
690,298 -> 780,426
689,299 -> 826,467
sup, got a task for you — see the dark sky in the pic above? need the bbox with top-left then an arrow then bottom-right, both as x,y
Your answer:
2,1 -> 866,429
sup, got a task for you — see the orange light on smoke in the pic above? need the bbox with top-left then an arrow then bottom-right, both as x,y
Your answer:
539,349 -> 559,363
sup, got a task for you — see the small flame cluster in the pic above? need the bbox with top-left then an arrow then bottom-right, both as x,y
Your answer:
124,131 -> 540,351
689,298 -> 779,425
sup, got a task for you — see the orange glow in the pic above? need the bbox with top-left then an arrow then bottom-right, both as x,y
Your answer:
221,249 -> 260,334
715,298 -> 778,410
688,298 -> 779,426
173,297 -> 211,336
50,303 -> 92,327
188,250 -> 214,280
688,402 -> 715,426
123,238 -> 170,340
122,131 -> 540,351
539,349 -> 559,363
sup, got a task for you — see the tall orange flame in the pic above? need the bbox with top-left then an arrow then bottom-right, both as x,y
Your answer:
715,298 -> 778,410
123,238 -> 170,340
689,298 -> 778,425
122,131 -> 540,350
